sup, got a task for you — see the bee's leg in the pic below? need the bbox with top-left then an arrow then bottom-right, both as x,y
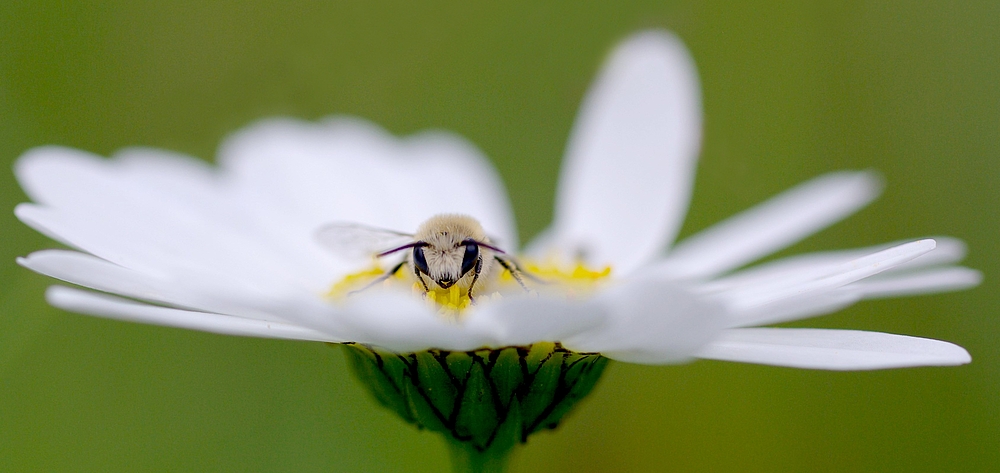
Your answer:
494,256 -> 529,292
414,264 -> 430,293
505,256 -> 549,285
467,256 -> 483,304
348,260 -> 406,296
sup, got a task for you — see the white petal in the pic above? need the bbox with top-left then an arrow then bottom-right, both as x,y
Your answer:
695,236 -> 968,296
729,239 -> 936,310
327,289 -> 500,352
18,250 -> 313,324
218,117 -> 518,251
300,290 -> 608,353
696,328 -> 970,370
15,145 -> 217,208
726,291 -> 862,328
470,294 -> 607,347
15,203 -> 316,291
563,277 -> 727,364
113,147 -> 219,189
113,147 -> 346,282
848,267 -> 982,299
714,247 -> 978,328
45,286 -> 337,342
885,236 -> 967,271
220,118 -> 402,237
13,147 -> 334,289
658,171 -> 883,280
540,31 -> 702,274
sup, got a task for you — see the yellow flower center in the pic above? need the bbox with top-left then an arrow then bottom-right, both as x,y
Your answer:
326,259 -> 612,318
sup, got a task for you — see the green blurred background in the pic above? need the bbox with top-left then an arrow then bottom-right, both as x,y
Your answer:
1,2 -> 997,471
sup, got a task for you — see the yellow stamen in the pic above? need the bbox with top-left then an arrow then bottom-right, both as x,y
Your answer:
422,284 -> 472,317
523,261 -> 612,283
325,265 -> 388,298
326,258 -> 612,317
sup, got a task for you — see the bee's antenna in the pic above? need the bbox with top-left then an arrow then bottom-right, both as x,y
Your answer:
475,241 -> 506,254
377,241 -> 427,258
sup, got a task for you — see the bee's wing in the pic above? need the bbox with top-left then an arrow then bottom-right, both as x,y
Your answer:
484,233 -> 514,253
315,222 -> 414,260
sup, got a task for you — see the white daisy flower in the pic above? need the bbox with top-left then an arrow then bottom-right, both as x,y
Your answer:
15,30 -> 978,374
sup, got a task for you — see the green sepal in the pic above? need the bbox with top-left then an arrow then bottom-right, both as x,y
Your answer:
341,342 -> 608,461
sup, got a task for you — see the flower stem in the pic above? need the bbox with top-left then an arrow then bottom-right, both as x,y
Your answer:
446,439 -> 511,473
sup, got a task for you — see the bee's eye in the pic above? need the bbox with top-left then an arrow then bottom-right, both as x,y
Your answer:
460,243 -> 479,276
413,246 -> 430,275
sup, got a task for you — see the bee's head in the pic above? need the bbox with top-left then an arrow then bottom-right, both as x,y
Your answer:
410,214 -> 497,289
412,238 -> 481,288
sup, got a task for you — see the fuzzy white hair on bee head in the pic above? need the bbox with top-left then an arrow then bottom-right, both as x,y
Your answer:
411,214 -> 496,291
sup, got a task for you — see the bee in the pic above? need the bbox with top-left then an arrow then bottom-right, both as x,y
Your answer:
316,214 -> 528,302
